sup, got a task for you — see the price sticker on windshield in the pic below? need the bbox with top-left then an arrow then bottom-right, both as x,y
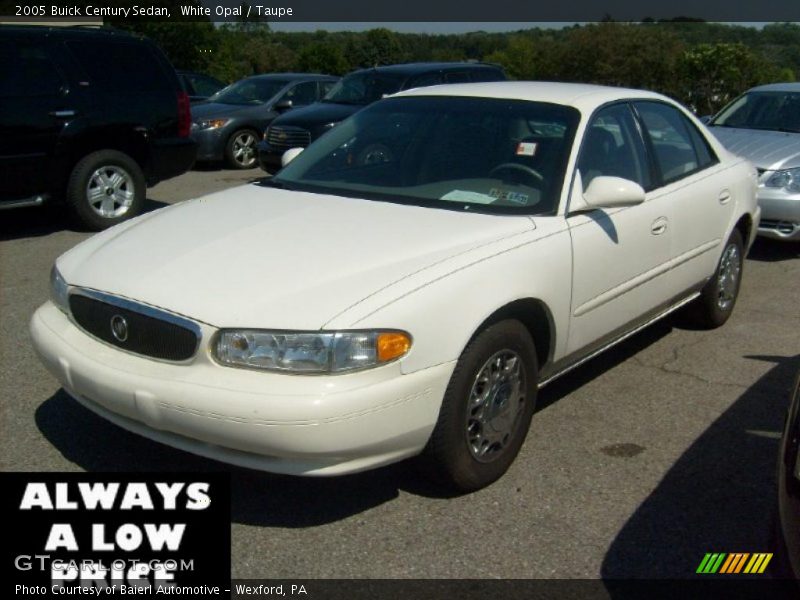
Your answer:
515,142 -> 537,156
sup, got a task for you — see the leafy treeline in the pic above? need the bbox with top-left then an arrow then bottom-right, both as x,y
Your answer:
114,19 -> 799,114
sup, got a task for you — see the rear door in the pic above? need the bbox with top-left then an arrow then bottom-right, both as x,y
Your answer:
633,101 -> 734,295
0,33 -> 73,201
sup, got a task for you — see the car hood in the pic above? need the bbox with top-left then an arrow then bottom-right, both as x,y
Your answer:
57,185 -> 533,330
709,126 -> 800,170
271,102 -> 362,129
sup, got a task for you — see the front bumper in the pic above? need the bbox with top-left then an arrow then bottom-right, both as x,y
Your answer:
190,127 -> 229,162
757,188 -> 800,241
30,301 -> 452,475
256,140 -> 285,172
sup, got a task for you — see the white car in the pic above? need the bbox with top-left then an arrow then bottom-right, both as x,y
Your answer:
31,82 -> 760,492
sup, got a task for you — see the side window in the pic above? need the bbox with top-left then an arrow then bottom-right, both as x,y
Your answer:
577,103 -> 651,190
408,72 -> 441,88
635,101 -> 713,184
283,81 -> 318,106
444,71 -> 470,83
66,41 -> 170,92
189,74 -> 223,98
0,40 -> 64,97
320,80 -> 336,97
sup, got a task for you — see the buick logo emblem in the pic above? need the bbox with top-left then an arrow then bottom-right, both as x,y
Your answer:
110,315 -> 129,342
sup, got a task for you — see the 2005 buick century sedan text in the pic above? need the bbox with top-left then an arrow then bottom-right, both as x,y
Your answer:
31,82 -> 760,492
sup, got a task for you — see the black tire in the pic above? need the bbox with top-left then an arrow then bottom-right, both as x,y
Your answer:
225,129 -> 259,169
66,150 -> 145,231
686,228 -> 744,329
420,319 -> 538,493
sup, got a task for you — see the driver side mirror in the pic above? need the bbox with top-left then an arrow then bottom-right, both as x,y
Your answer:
699,115 -> 712,124
274,99 -> 293,112
570,174 -> 645,213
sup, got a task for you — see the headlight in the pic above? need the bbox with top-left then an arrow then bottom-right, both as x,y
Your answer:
50,266 -> 69,314
194,118 -> 230,131
213,330 -> 412,374
765,167 -> 800,193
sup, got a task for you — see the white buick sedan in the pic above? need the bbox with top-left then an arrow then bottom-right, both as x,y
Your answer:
31,83 -> 759,492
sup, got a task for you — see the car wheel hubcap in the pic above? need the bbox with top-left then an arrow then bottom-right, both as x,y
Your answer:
717,243 -> 741,312
466,349 -> 526,463
86,166 -> 135,218
233,133 -> 256,167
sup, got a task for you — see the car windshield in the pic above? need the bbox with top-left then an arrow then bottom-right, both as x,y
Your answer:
712,90 -> 800,133
208,78 -> 289,105
272,96 -> 580,215
322,72 -> 405,106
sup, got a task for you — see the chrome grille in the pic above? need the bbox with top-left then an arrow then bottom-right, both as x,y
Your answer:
266,126 -> 311,150
69,291 -> 200,362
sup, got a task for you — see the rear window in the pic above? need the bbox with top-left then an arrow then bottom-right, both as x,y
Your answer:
0,39 -> 64,97
66,40 -> 171,92
469,69 -> 506,83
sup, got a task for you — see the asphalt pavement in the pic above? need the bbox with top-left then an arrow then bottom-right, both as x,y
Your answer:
1,166 -> 798,581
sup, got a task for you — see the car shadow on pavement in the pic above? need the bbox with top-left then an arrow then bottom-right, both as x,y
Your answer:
747,238 -> 800,262
35,390 -> 413,526
0,198 -> 170,242
601,352 -> 799,585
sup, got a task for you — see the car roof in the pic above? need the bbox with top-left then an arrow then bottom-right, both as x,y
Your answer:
747,82 -> 800,93
247,73 -> 338,82
393,81 -> 671,112
351,62 -> 502,77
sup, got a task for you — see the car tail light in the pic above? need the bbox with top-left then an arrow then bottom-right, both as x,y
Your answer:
177,90 -> 191,138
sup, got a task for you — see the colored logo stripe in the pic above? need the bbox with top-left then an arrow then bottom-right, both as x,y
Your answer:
697,552 -> 773,574
744,553 -> 773,574
719,553 -> 749,573
697,553 -> 726,573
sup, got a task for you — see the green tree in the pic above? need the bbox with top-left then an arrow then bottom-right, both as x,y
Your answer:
295,42 -> 349,75
345,28 -> 406,68
678,42 -> 790,114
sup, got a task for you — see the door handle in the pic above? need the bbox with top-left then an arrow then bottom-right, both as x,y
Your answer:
651,216 -> 668,235
49,110 -> 76,118
718,190 -> 732,205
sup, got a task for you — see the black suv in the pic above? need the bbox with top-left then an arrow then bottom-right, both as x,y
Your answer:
0,26 -> 196,230
257,62 -> 506,173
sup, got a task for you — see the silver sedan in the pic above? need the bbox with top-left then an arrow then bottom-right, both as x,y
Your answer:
707,82 -> 800,242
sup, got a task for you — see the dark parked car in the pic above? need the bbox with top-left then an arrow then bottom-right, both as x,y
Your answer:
177,70 -> 226,103
191,73 -> 338,169
777,366 -> 800,579
256,62 -> 506,173
0,25 -> 196,230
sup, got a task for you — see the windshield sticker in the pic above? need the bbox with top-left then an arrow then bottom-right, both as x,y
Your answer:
516,142 -> 537,156
489,189 -> 530,205
440,190 -> 497,204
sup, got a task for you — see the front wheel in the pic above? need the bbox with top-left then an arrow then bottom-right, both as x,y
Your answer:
66,150 -> 145,231
420,319 -> 538,493
687,228 -> 744,328
225,129 -> 259,169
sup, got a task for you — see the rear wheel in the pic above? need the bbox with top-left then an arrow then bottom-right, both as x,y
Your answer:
66,150 -> 145,231
225,129 -> 258,169
687,228 -> 744,328
421,319 -> 538,493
